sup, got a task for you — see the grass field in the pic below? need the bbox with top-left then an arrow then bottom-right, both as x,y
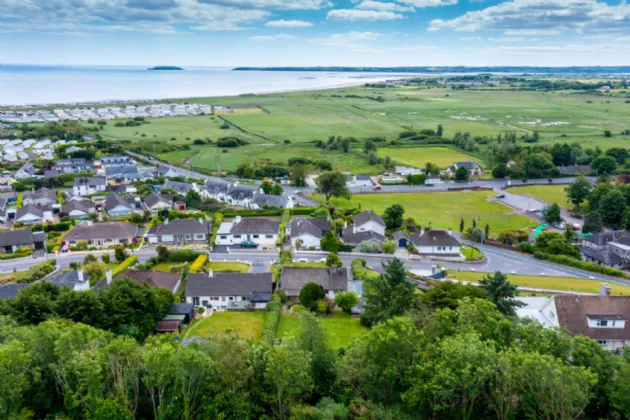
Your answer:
377,146 -> 482,169
509,185 -> 573,209
449,272 -> 630,295
182,312 -> 265,342
207,262 -> 250,272
312,190 -> 537,237
277,312 -> 368,350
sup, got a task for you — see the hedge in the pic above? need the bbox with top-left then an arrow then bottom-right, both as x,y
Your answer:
277,209 -> 290,247
222,209 -> 283,218
16,194 -> 23,209
190,254 -> 208,273
112,255 -> 138,277
290,207 -> 318,216
209,213 -> 223,246
0,251 -> 32,260
168,249 -> 201,263
260,295 -> 282,347
545,254 -> 628,278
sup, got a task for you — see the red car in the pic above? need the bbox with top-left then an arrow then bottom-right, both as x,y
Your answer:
373,185 -> 381,190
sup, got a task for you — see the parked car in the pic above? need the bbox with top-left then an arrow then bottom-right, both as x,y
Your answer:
425,183 -> 434,187
61,244 -> 69,253
373,185 -> 381,191
296,258 -> 309,263
240,241 -> 258,248
496,194 -> 505,199
318,258 -> 327,263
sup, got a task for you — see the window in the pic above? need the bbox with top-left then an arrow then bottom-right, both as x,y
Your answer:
104,238 -> 112,243
195,234 -> 205,239
229,297 -> 234,301
233,235 -> 241,239
202,300 -> 209,307
597,320 -> 608,327
597,340 -> 608,345
242,296 -> 248,301
449,247 -> 452,251
220,235 -> 227,240
192,297 -> 200,306
265,235 -> 273,239
253,234 -> 259,239
222,297 -> 226,302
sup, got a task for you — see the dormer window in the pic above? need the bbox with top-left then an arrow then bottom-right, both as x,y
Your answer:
587,315 -> 626,329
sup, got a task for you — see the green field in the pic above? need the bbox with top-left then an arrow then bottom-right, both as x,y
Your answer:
509,185 -> 573,209
312,190 -> 537,237
450,272 -> 630,295
377,146 -> 482,169
277,312 -> 368,350
207,262 -> 250,273
182,312 -> 265,342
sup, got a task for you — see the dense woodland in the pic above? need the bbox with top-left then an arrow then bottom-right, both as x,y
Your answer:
0,261 -> 629,419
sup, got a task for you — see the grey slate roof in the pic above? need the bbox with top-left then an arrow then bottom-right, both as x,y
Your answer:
144,192 -> 173,209
24,187 -> 56,202
186,272 -> 272,297
393,230 -> 410,241
147,218 -> 209,236
230,218 -> 280,235
0,284 -> 29,299
252,193 -> 287,208
73,176 -> 106,187
278,266 -> 350,297
356,175 -> 372,181
105,194 -> 134,212
203,178 -> 231,195
105,165 -> 138,178
580,246 -> 623,266
65,222 -> 138,241
412,229 -> 460,248
353,210 -> 385,227
164,180 -> 196,195
228,186 -> 256,200
16,204 -> 45,219
289,218 -> 329,239
51,269 -> 91,288
0,228 -> 43,247
340,228 -> 386,245
62,200 -> 95,214
454,161 -> 481,169
17,162 -> 37,176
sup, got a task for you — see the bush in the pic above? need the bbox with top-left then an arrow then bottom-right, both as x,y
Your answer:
292,304 -> 305,314
114,245 -> 127,262
197,306 -> 206,314
189,254 -> 208,273
168,249 -> 201,263
209,213 -> 223,246
326,253 -> 343,267
519,241 -> 534,254
533,251 -> 548,260
111,255 -> 138,277
275,289 -> 288,304
546,254 -> 628,278
382,240 -> 396,254
334,291 -> 359,313
101,254 -> 110,264
299,282 -> 325,310
260,295 -> 281,347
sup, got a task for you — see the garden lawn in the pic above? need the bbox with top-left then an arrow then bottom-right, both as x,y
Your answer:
509,185 -> 574,210
208,262 -> 250,272
377,146 -> 482,169
277,311 -> 368,350
449,272 -> 630,295
152,262 -> 180,272
312,191 -> 537,238
182,312 -> 265,342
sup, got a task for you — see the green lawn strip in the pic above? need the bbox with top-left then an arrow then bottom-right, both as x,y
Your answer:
277,311 -> 368,350
207,262 -> 250,272
0,269 -> 34,284
377,146 -> 483,169
311,191 -> 537,238
182,312 -> 265,342
460,244 -> 484,262
152,262 -> 181,272
449,271 -> 630,295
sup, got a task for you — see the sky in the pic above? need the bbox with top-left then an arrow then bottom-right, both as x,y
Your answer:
2,0 -> 630,66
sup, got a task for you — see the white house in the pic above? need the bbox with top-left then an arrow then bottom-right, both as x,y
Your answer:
14,162 -> 37,179
143,192 -> 174,212
15,205 -> 53,225
73,177 -> 107,196
354,175 -> 373,187
23,188 -> 57,206
64,222 -> 138,248
146,218 -> 209,245
395,166 -> 422,176
516,286 -> 630,352
411,228 -> 463,260
186,272 -> 273,310
61,200 -> 95,219
51,269 -> 91,291
105,194 -> 136,217
285,218 -> 331,249
215,216 -> 280,247
340,210 -> 386,247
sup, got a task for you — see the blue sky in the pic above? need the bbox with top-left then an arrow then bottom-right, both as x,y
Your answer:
2,0 -> 630,66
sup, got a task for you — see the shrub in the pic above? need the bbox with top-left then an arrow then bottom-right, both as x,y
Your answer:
275,289 -> 288,303
519,241 -> 534,254
189,254 -> 208,273
326,253 -> 343,267
382,240 -> 396,254
197,306 -> 206,314
111,255 -> 138,277
334,291 -> 359,313
101,254 -> 110,264
299,282 -> 325,310
533,251 -> 547,260
546,254 -> 627,278
114,245 -> 127,262
168,249 -> 201,263
260,295 -> 281,347
315,300 -> 328,314
292,304 -> 305,314
209,213 -> 223,246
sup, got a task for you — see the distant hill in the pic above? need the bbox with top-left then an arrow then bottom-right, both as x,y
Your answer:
147,66 -> 184,71
232,66 -> 630,74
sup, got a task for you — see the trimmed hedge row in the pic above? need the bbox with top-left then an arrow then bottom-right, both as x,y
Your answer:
190,254 -> 208,273
222,209 -> 283,218
290,207 -> 318,216
112,255 -> 138,277
0,251 -> 32,260
168,249 -> 201,263
209,213 -> 223,246
260,295 -> 282,347
545,254 -> 628,278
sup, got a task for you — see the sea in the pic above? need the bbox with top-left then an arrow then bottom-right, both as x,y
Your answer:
0,65 -> 403,107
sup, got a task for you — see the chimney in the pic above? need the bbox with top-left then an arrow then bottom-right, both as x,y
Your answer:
352,226 -> 356,234
235,215 -> 242,224
447,228 -> 453,237
344,221 -> 347,229
198,217 -> 203,224
106,269 -> 112,285
420,227 -> 425,237
164,218 -> 169,225
208,269 -> 213,278
600,283 -> 611,296
77,269 -> 84,283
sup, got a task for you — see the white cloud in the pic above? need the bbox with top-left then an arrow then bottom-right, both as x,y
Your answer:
327,9 -> 404,20
312,31 -> 382,47
249,33 -> 297,41
488,36 -> 525,42
356,1 -> 415,12
428,0 -> 630,36
265,19 -> 313,27
503,29 -> 560,35
196,0 -> 332,10
460,36 -> 481,40
397,0 -> 457,7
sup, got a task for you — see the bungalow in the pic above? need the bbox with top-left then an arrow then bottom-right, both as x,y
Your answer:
14,162 -> 37,180
105,194 -> 135,217
354,175 -> 373,187
105,165 -> 143,181
73,177 -> 107,196
202,179 -> 292,209
16,204 -> 53,225
446,161 -> 483,178
411,228 -> 463,260
23,188 -> 57,206
202,178 -> 231,202
146,218 -> 210,245
516,286 -> 630,352
425,175 -> 444,185
341,210 -> 386,247
395,166 -> 422,176
0,228 -> 46,254
105,184 -> 137,195
64,221 -> 138,248
154,165 -> 186,178
144,192 -> 174,212
117,270 -> 182,293
54,158 -> 93,174
61,200 -> 95,219
215,216 -> 280,247
278,266 -> 350,299
579,231 -> 628,269
285,218 -> 331,249
164,179 -> 200,196
251,193 -> 292,209
51,269 -> 91,291
186,271 -> 273,310
100,155 -> 132,166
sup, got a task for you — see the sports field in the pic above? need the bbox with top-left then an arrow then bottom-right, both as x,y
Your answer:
377,146 -> 482,169
311,190 -> 537,237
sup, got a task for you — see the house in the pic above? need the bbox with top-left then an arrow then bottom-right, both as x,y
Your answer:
105,194 -> 135,217
105,184 -> 137,195
411,228 -> 463,260
64,221 -> 138,248
598,85 -> 611,93
345,173 -> 355,187
516,285 -> 630,352
23,188 -> 57,206
278,266 -> 350,299
340,210 -> 386,247
425,175 -> 444,185
44,170 -> 60,178
15,205 -> 53,225
146,218 -> 210,245
0,228 -> 46,254
393,230 -> 410,247
215,216 -> 280,247
54,158 -> 93,174
51,269 -> 91,291
0,284 -> 30,299
446,161 -> 483,178
105,165 -> 143,181
579,231 -> 628,269
168,303 -> 195,324
14,162 -> 37,179
185,271 -> 273,310
100,155 -> 132,166
73,177 -> 107,196
117,270 -> 182,293
154,165 -> 186,178
164,179 -> 200,196
395,166 -> 422,176
61,200 -> 95,219
285,217 -> 331,249
251,193 -> 292,209
380,174 -> 404,184
354,175 -> 373,187
65,146 -> 83,154
144,192 -> 174,212
202,179 -> 292,209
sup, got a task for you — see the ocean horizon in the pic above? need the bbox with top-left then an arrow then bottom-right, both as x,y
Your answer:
0,64 -> 401,107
